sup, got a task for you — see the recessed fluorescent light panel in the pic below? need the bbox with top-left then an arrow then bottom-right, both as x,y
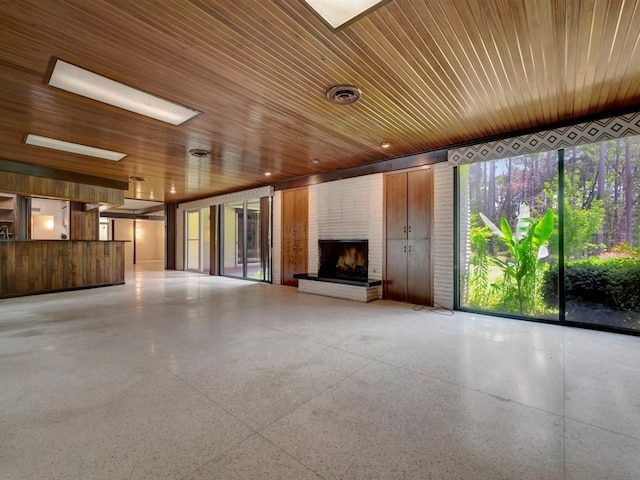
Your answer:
301,0 -> 390,30
46,59 -> 200,125
24,134 -> 127,161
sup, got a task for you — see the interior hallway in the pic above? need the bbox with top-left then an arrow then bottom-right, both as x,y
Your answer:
1,269 -> 639,479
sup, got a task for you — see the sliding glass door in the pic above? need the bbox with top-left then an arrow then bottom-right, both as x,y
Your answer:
220,197 -> 270,281
458,136 -> 640,333
185,207 -> 210,273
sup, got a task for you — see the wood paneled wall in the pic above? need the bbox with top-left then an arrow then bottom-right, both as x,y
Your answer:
0,170 -> 124,205
69,202 -> 99,240
0,240 -> 125,298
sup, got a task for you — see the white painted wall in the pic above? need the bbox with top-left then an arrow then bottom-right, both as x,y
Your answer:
136,220 -> 165,262
433,162 -> 455,309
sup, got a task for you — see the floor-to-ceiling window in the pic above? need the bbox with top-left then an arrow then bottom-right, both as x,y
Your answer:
457,135 -> 640,333
221,197 -> 270,281
560,138 -> 640,330
458,152 -> 559,320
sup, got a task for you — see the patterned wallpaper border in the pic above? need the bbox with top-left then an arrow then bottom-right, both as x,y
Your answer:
178,185 -> 274,210
448,111 -> 640,165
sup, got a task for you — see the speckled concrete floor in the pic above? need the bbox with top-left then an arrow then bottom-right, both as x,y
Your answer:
1,268 -> 639,479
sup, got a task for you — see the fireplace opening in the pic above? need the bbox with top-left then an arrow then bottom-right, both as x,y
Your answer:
318,240 -> 368,281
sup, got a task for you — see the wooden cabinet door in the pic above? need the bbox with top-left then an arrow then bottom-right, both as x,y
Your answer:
407,239 -> 431,305
385,239 -> 408,301
384,168 -> 433,305
385,172 -> 408,240
281,187 -> 308,286
407,169 -> 432,241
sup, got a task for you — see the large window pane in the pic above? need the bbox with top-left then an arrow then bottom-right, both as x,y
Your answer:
221,202 -> 242,277
459,153 -> 559,320
245,198 -> 262,280
201,207 -> 210,272
186,211 -> 200,271
562,138 -> 640,331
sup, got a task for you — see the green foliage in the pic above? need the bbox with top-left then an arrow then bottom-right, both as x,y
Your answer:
543,258 -> 640,312
466,225 -> 493,308
479,202 -> 555,315
543,172 -> 605,259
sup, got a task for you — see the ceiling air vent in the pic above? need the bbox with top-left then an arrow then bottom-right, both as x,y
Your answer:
189,148 -> 211,158
129,176 -> 147,182
326,85 -> 361,105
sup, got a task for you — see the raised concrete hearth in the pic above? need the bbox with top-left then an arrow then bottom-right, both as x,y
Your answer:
294,274 -> 382,302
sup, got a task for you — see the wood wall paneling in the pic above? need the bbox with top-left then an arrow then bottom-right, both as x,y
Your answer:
281,187 -> 308,286
0,169 -> 124,205
69,201 -> 99,240
0,240 -> 125,298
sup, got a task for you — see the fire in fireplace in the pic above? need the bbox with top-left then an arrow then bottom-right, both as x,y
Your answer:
318,240 -> 368,281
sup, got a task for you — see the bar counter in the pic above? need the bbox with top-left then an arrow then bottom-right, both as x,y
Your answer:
0,240 -> 125,298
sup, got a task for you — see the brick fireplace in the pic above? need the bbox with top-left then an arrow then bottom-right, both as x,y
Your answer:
318,239 -> 368,281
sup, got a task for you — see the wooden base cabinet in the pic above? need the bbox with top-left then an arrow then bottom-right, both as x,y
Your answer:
384,168 -> 433,305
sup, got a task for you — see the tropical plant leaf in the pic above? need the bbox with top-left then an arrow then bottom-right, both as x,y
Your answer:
532,209 -> 555,249
479,212 -> 505,238
515,202 -> 531,241
500,217 -> 513,242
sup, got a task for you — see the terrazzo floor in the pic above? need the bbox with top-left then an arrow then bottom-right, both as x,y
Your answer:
1,267 -> 639,479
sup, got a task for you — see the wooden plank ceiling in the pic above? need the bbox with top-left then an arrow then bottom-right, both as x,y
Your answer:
1,0 -> 640,202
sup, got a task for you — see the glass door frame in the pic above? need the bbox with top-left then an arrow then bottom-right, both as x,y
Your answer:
218,197 -> 271,282
455,147 -> 640,337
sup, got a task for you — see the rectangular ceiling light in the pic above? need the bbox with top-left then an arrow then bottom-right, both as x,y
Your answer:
46,59 -> 201,126
301,0 -> 390,30
24,134 -> 127,161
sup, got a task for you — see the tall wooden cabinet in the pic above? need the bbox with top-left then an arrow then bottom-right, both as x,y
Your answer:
385,168 -> 433,305
281,187 -> 308,287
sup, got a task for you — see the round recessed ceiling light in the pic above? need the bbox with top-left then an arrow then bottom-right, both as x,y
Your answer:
326,85 -> 361,105
311,158 -> 320,164
380,142 -> 391,149
264,171 -> 272,176
189,148 -> 210,158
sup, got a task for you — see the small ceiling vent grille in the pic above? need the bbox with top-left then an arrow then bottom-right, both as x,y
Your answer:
129,176 -> 147,182
189,148 -> 211,158
326,85 -> 361,105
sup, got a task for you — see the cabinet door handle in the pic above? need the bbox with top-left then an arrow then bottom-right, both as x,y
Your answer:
403,245 -> 407,253
403,226 -> 406,233
408,225 -> 412,233
408,245 -> 412,253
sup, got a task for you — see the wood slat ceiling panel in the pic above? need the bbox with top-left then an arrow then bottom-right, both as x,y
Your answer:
1,0 -> 640,202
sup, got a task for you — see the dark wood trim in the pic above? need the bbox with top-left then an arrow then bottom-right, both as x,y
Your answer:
274,149 -> 447,191
164,202 -> 177,270
210,205 -> 219,275
100,212 -> 164,220
132,205 -> 165,215
0,158 -> 129,190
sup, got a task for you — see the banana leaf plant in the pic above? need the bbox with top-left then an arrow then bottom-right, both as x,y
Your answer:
479,203 -> 554,314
